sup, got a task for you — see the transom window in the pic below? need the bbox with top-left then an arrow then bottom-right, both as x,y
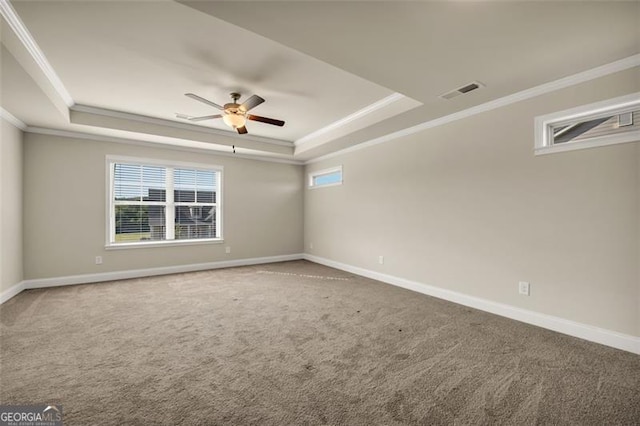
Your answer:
308,166 -> 343,188
535,93 -> 640,155
107,157 -> 222,247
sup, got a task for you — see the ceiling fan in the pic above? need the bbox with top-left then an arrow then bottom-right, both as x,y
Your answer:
176,92 -> 285,135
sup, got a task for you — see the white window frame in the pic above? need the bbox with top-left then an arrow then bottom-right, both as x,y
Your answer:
106,155 -> 223,249
308,165 -> 343,189
534,92 -> 640,155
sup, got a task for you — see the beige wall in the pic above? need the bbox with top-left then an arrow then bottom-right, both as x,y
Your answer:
1,119 -> 24,293
23,134 -> 303,279
305,68 -> 640,337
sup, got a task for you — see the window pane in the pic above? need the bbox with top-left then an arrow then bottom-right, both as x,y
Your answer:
114,164 -> 165,201
143,166 -> 166,201
114,164 -> 142,201
197,190 -> 215,203
195,170 -> 216,203
174,168 -> 196,187
174,206 -> 216,240
175,168 -> 216,203
175,189 -> 195,202
313,171 -> 342,186
552,110 -> 639,144
115,184 -> 142,202
115,205 -> 165,242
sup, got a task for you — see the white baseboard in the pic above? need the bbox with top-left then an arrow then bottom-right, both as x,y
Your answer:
303,254 -> 640,355
0,280 -> 27,304
1,254 -> 304,303
4,253 -> 638,354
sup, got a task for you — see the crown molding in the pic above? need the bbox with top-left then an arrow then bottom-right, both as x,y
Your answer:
0,0 -> 74,107
295,92 -> 406,147
26,126 -> 304,165
305,54 -> 640,165
71,104 -> 293,148
0,107 -> 27,130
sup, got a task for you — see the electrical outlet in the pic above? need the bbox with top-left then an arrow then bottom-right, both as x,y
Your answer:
95,256 -> 103,265
225,246 -> 231,254
519,281 -> 530,296
378,255 -> 384,265
309,242 -> 313,250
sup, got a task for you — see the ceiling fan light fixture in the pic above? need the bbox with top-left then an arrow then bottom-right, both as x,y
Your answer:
222,112 -> 246,129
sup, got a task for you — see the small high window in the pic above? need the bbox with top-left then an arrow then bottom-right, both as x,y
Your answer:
535,93 -> 640,155
308,166 -> 343,188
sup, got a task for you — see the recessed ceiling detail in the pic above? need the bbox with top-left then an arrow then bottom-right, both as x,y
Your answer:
0,0 -> 72,107
295,92 -> 422,153
70,104 -> 294,156
2,1 -> 638,162
6,0 -> 418,146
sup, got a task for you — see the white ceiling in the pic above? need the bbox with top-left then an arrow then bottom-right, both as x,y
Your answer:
1,1 -> 639,162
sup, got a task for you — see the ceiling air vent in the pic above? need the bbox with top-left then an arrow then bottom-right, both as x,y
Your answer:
439,81 -> 485,100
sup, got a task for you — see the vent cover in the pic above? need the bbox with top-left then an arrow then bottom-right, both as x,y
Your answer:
440,81 -> 485,100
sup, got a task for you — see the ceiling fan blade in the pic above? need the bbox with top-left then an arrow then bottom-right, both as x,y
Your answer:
189,114 -> 223,122
247,114 -> 285,127
236,126 -> 248,134
185,93 -> 224,110
176,113 -> 222,122
240,95 -> 265,112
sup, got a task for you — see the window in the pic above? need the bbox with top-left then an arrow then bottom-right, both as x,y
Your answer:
308,166 -> 343,188
535,93 -> 640,155
108,157 -> 222,247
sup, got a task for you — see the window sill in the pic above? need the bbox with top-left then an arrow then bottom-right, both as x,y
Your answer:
105,238 -> 224,250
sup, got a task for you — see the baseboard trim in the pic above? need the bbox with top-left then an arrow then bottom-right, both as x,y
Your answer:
6,254 -> 638,354
1,254 -> 304,303
0,281 -> 27,304
303,254 -> 640,355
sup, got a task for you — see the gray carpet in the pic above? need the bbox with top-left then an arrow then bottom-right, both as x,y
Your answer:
1,260 -> 639,425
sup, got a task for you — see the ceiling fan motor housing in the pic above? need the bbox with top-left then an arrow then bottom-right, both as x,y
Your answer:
224,103 -> 242,113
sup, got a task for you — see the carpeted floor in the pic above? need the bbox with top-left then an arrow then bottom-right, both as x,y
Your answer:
1,260 -> 639,425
